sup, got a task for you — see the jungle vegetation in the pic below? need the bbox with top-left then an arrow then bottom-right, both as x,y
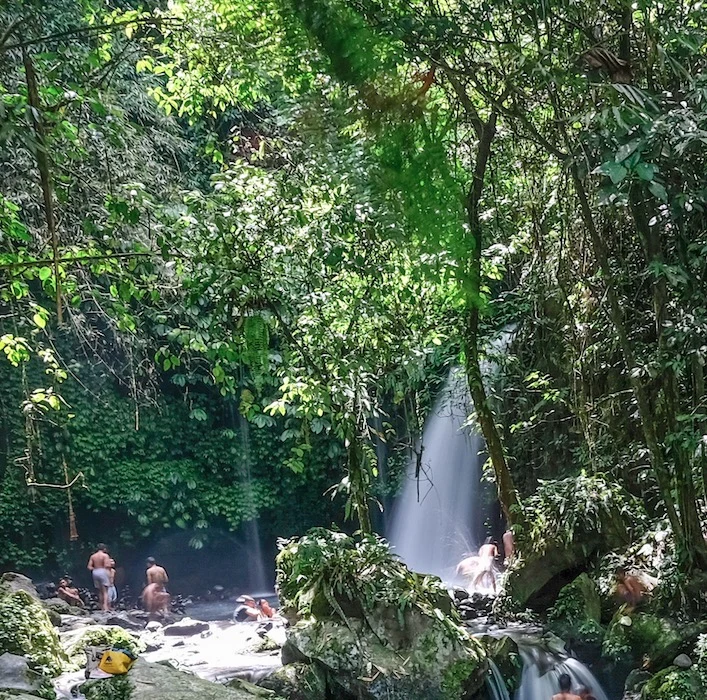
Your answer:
0,0 -> 706,588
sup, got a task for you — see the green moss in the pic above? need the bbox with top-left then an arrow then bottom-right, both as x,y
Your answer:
641,667 -> 703,700
0,590 -> 67,676
441,658 -> 480,700
83,674 -> 133,700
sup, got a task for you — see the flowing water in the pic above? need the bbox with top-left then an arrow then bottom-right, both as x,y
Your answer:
487,659 -> 512,700
388,367 -> 484,580
513,643 -> 610,700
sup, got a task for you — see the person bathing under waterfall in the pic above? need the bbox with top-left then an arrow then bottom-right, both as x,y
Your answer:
551,673 -> 581,700
474,537 -> 499,593
87,543 -> 111,611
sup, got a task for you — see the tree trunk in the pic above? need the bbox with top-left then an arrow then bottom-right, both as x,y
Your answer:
463,113 -> 523,526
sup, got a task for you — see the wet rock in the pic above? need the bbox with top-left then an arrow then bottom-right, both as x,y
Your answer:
0,653 -> 44,694
60,614 -> 98,631
256,662 -> 326,700
673,654 -> 692,669
42,597 -> 72,615
146,621 -> 163,632
81,658 -> 269,699
0,573 -> 39,600
91,611 -> 147,631
163,618 -> 210,636
624,668 -> 651,692
452,587 -> 469,602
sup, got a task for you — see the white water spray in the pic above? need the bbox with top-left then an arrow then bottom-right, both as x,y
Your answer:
388,367 -> 484,580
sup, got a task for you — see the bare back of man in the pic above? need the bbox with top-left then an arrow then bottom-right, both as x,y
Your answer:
147,565 -> 169,587
87,544 -> 111,611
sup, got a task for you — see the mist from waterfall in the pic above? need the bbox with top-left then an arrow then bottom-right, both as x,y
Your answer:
387,367 -> 484,580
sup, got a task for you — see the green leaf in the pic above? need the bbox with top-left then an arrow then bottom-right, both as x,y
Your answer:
38,267 -> 52,281
648,181 -> 668,202
597,162 -> 627,185
32,313 -> 46,329
634,163 -> 656,182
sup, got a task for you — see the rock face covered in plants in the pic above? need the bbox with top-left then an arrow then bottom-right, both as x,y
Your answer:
0,573 -> 67,677
276,529 -> 487,700
501,476 -> 642,610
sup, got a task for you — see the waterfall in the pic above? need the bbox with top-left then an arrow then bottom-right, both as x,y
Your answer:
239,414 -> 268,591
514,646 -> 609,700
387,367 -> 484,580
487,660 -> 511,700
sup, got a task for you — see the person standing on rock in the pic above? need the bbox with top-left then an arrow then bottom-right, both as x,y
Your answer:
502,529 -> 515,564
552,673 -> 581,700
107,558 -> 118,609
87,543 -> 111,611
143,557 -> 170,617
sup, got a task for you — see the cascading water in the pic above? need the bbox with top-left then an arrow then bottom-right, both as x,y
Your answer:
486,660 -> 511,700
514,645 -> 610,700
239,414 -> 268,591
387,367 -> 485,580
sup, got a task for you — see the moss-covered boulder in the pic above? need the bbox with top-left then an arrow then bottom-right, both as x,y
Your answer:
285,614 -> 485,700
548,573 -> 604,645
641,666 -> 704,700
81,659 -> 275,700
0,588 -> 66,676
602,612 -> 707,670
276,529 -> 486,700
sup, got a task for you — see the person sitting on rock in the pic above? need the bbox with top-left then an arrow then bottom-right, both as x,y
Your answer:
615,567 -> 646,609
233,595 -> 261,622
57,577 -> 84,607
552,672 -> 581,700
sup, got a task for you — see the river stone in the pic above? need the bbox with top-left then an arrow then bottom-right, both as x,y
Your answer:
91,611 -> 147,631
0,653 -> 43,694
81,658 -> 276,699
43,598 -> 72,615
673,654 -> 692,669
0,573 -> 39,600
163,618 -> 210,636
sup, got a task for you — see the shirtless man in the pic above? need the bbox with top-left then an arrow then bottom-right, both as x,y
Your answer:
57,577 -> 83,608
552,673 -> 581,700
143,557 -> 170,616
615,567 -> 647,609
474,537 -> 499,593
87,543 -> 111,611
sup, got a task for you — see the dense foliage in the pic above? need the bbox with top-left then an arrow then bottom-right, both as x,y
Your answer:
0,0 -> 706,598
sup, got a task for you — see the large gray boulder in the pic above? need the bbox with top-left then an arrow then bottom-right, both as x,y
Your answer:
81,659 -> 280,699
0,653 -> 44,694
0,573 -> 39,600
